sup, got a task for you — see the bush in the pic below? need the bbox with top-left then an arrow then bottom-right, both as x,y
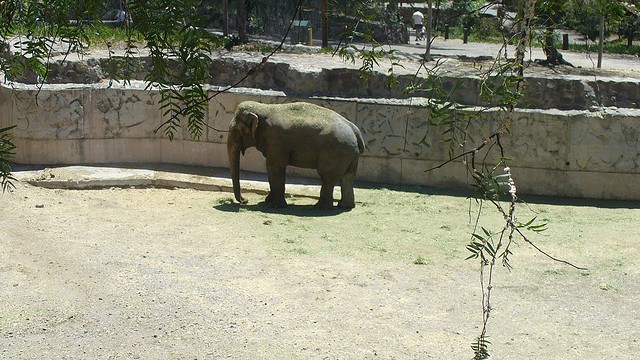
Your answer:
567,40 -> 640,56
473,17 -> 502,41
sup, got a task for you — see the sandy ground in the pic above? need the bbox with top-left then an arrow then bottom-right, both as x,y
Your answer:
1,171 -> 639,359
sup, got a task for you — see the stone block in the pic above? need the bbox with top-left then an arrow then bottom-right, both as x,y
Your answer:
92,87 -> 162,139
512,166 -> 640,201
159,138 -> 186,165
0,86 -> 12,129
596,79 -> 640,108
401,158 -> 468,188
563,170 -> 640,200
568,110 -> 640,173
522,78 -> 597,110
402,105 -> 438,159
493,109 -> 569,170
355,101 -> 413,157
13,138 -> 72,164
206,142 -> 230,168
13,87 -> 89,139
286,70 -> 321,96
84,138 -> 162,163
160,139 -> 221,167
320,68 -> 362,98
358,157 -> 402,184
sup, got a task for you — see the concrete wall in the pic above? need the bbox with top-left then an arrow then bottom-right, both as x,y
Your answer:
2,81 -> 639,200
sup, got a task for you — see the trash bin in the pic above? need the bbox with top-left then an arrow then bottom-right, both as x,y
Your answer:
290,20 -> 312,45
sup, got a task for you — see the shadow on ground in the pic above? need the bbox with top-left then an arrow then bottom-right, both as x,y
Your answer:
214,199 -> 352,217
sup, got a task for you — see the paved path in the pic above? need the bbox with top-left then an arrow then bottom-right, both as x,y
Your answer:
396,37 -> 639,74
251,32 -> 639,79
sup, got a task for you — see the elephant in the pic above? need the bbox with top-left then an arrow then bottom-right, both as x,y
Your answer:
227,101 -> 365,209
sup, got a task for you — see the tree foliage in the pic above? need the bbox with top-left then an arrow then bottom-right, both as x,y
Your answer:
1,0 -> 225,140
539,0 -> 634,41
123,0 -> 223,140
0,125 -> 16,193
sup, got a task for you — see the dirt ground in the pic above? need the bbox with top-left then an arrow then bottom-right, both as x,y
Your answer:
1,178 -> 639,359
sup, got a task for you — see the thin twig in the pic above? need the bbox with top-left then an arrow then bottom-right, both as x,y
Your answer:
424,134 -> 496,172
514,226 -> 588,270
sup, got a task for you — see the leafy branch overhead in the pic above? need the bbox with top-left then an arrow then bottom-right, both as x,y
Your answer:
125,0 -> 222,140
0,125 -> 16,193
391,1 -> 588,358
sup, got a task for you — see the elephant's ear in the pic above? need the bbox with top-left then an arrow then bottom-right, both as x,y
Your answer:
248,112 -> 259,143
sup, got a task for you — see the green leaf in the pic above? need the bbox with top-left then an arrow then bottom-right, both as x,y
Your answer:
0,125 -> 17,193
471,335 -> 491,360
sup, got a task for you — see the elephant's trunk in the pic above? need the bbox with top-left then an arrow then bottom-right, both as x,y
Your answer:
228,137 -> 248,204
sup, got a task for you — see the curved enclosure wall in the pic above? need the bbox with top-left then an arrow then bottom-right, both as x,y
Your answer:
1,80 -> 639,200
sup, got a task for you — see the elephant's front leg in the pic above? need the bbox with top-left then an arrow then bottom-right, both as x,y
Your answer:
265,159 -> 288,208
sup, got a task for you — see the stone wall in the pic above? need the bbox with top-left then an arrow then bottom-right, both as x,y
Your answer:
11,56 -> 640,111
2,81 -> 639,200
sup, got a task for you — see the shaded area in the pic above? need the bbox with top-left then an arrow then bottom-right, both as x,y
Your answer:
12,163 -> 640,209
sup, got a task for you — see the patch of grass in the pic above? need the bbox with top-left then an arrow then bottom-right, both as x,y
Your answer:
279,218 -> 294,225
367,223 -> 382,232
599,282 -> 615,291
321,233 -> 337,242
216,197 -> 235,205
85,24 -> 144,49
413,256 -> 430,265
289,247 -> 309,255
567,41 -> 640,56
612,258 -> 627,269
238,42 -> 277,53
367,245 -> 388,253
543,268 -> 567,276
447,25 -> 505,44
362,209 -> 375,216
446,26 -> 639,56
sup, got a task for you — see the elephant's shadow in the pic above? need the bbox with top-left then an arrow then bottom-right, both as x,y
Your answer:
214,200 -> 352,217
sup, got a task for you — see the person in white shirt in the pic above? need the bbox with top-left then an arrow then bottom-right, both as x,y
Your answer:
116,9 -> 125,23
412,10 -> 424,41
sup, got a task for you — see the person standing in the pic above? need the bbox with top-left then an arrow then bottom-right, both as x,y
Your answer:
412,9 -> 424,41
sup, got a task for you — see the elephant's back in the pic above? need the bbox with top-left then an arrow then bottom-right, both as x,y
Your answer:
273,102 -> 337,129
262,101 -> 363,155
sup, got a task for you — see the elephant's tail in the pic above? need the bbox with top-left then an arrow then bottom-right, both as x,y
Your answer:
354,126 -> 365,154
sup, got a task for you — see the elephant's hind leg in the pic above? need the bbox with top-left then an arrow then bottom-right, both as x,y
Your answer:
337,157 -> 358,209
317,176 -> 337,209
338,180 -> 355,208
